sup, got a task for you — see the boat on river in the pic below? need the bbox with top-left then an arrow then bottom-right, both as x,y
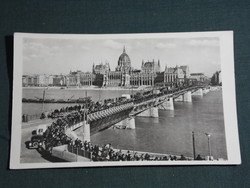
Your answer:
22,96 -> 92,104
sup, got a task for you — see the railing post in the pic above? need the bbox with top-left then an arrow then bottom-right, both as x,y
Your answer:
76,147 -> 78,162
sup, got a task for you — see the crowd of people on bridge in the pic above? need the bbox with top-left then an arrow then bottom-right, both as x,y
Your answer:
40,96 -> 133,150
42,95 -> 134,120
43,119 -> 72,150
44,105 -> 82,119
42,109 -> 91,150
40,85 -> 197,120
87,97 -> 133,114
132,85 -> 192,104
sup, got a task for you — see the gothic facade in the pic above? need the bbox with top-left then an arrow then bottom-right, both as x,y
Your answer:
65,47 -> 191,88
93,62 -> 110,75
141,59 -> 161,73
162,65 -> 190,87
103,47 -> 132,87
103,48 -> 160,87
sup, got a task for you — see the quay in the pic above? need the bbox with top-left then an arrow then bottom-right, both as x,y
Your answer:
51,144 -> 194,162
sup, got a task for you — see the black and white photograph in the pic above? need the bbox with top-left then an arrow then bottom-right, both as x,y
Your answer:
10,31 -> 240,169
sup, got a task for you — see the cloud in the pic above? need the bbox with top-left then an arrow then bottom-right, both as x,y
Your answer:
80,45 -> 89,50
23,55 -> 31,62
135,41 -> 144,48
155,42 -> 176,49
30,54 -> 39,58
103,39 -> 122,49
23,40 -> 60,60
211,60 -> 220,65
188,39 -> 219,46
25,42 -> 47,51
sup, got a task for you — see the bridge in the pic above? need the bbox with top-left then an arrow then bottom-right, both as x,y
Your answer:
68,85 -> 209,141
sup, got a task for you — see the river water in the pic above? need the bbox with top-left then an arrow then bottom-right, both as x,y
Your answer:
22,88 -> 227,159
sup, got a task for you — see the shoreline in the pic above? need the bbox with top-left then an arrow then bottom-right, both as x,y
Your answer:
22,86 -> 152,91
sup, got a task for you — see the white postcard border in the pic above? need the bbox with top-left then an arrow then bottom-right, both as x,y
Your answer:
10,31 -> 241,169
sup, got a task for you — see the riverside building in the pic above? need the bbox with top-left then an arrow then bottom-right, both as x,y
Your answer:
23,47 -> 195,88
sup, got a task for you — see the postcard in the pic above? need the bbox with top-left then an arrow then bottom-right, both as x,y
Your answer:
10,31 -> 241,169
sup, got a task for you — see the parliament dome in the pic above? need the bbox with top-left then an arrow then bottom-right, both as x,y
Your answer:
117,47 -> 131,67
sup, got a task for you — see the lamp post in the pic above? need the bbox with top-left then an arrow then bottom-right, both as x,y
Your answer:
41,87 -> 48,114
192,131 -> 196,159
205,133 -> 211,160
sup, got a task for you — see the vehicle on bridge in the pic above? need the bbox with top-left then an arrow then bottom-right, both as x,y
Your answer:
27,124 -> 49,149
47,112 -> 64,119
121,94 -> 131,100
76,96 -> 92,104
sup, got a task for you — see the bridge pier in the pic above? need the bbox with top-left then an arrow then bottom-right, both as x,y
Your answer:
137,107 -> 159,118
203,88 -> 210,95
174,95 -> 183,102
192,88 -> 203,96
183,91 -> 192,102
158,97 -> 174,110
83,121 -> 90,142
115,117 -> 135,129
127,117 -> 135,129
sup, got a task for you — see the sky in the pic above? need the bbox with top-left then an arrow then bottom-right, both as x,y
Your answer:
22,36 -> 221,77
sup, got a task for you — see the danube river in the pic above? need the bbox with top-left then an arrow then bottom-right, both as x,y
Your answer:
22,87 -> 227,160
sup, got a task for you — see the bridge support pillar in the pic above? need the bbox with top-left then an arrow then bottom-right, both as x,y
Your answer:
115,117 -> 135,129
127,117 -> 135,129
203,88 -> 210,95
150,107 -> 159,118
174,95 -> 184,102
83,121 -> 90,142
137,107 -> 159,118
192,88 -> 203,96
183,91 -> 192,102
158,97 -> 174,110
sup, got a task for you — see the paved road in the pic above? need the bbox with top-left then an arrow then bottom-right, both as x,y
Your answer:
20,119 -> 55,163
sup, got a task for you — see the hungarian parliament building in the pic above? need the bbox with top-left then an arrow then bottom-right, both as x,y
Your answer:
22,47 -> 207,88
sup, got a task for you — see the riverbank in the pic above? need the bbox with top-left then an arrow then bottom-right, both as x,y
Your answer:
23,85 -> 151,91
210,85 -> 222,91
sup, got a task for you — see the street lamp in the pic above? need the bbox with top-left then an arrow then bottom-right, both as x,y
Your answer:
205,133 -> 212,160
192,131 -> 196,159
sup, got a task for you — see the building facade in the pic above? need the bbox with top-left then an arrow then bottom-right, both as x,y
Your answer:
130,72 -> 156,86
190,73 -> 205,82
53,75 -> 66,86
102,47 -> 132,87
141,59 -> 161,73
160,65 -> 190,87
66,71 -> 80,87
211,71 -> 222,85
22,75 -> 29,87
103,48 -> 162,87
79,72 -> 95,86
93,62 -> 110,75
115,47 -> 133,74
22,47 -> 195,88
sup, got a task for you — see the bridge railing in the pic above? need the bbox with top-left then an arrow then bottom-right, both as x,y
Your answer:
67,144 -> 92,159
133,85 -> 202,105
